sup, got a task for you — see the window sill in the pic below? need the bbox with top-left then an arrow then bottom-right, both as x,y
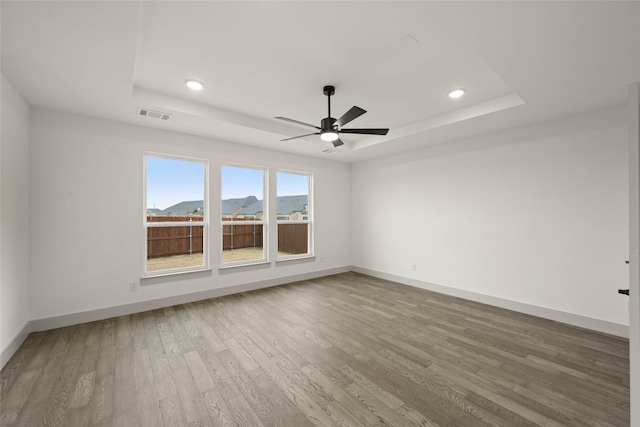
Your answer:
142,267 -> 212,281
219,260 -> 270,271
276,254 -> 315,264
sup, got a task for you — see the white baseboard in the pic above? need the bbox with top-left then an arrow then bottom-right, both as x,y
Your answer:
1,321 -> 31,369
352,266 -> 630,338
30,266 -> 350,333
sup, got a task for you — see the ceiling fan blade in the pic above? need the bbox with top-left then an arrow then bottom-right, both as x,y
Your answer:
281,132 -> 320,142
275,116 -> 320,130
336,106 -> 366,127
339,128 -> 389,135
332,138 -> 344,148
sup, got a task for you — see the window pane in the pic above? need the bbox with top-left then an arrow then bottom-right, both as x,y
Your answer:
145,155 -> 207,273
276,172 -> 309,221
222,223 -> 264,263
221,166 -> 264,220
147,224 -> 204,271
277,172 -> 310,257
147,156 -> 205,218
221,165 -> 265,263
278,223 -> 308,255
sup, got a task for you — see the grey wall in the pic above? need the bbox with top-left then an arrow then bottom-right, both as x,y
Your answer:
1,74 -> 31,365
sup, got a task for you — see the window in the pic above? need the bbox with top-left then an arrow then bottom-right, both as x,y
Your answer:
277,171 -> 312,259
221,165 -> 267,266
144,154 -> 208,275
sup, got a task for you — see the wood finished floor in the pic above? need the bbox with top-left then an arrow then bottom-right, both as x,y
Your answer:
0,272 -> 630,427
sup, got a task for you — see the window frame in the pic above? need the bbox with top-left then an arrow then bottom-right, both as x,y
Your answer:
143,152 -> 210,277
220,163 -> 268,268
276,170 -> 314,261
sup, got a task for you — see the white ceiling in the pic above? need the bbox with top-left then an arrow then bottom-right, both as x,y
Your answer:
2,1 -> 639,163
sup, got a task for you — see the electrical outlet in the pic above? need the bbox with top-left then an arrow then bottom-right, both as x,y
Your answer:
319,257 -> 324,263
411,264 -> 417,271
129,281 -> 138,292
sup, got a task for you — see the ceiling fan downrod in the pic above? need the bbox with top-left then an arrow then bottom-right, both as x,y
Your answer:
322,85 -> 337,131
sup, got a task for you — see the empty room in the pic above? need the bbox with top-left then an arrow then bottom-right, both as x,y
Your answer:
1,1 -> 639,426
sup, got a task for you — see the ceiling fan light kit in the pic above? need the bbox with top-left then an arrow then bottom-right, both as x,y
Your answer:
321,130 -> 339,142
276,85 -> 389,148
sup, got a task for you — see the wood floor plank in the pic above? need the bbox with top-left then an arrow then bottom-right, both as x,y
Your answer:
234,303 -> 309,368
183,350 -> 214,393
199,325 -> 227,353
168,313 -> 195,354
0,368 -> 41,425
0,272 -> 630,426
21,330 -> 59,373
11,358 -> 64,427
113,408 -> 137,427
301,363 -> 384,427
155,312 -> 182,356
137,398 -> 163,427
344,381 -> 414,427
159,395 -> 187,427
142,311 -> 165,358
40,358 -> 79,427
166,354 -> 209,424
88,373 -> 113,426
0,332 -> 45,395
217,347 -> 294,427
95,343 -> 115,379
223,336 -> 260,373
226,394 -> 266,427
201,387 -> 237,427
183,302 -> 209,329
190,338 -> 241,399
130,312 -> 149,351
151,355 -> 178,401
248,367 -> 316,427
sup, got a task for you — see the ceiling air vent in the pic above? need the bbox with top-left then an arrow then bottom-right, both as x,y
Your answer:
137,108 -> 171,121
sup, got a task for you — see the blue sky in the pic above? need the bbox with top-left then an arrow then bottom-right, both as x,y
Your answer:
146,156 -> 205,210
146,157 -> 309,210
221,165 -> 263,199
276,171 -> 309,197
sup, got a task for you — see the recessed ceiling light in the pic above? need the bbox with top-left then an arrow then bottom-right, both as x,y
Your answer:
448,89 -> 465,99
185,79 -> 204,91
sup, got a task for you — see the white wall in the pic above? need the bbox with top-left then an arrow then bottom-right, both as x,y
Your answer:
1,74 -> 31,365
352,106 -> 630,333
28,108 -> 351,325
628,82 -> 640,426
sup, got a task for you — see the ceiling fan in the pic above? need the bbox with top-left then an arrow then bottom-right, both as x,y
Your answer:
275,85 -> 389,148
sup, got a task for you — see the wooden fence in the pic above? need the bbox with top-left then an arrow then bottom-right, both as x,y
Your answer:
278,223 -> 308,254
147,216 -> 204,259
147,216 -> 308,258
222,222 -> 264,251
